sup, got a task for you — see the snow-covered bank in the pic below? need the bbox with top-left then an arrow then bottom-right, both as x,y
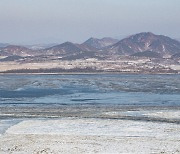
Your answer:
0,118 -> 180,154
0,119 -> 21,136
4,118 -> 180,137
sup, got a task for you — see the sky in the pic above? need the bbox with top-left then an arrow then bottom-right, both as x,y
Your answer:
0,0 -> 180,44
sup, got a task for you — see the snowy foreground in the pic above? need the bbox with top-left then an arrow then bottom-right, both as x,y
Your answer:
0,117 -> 180,154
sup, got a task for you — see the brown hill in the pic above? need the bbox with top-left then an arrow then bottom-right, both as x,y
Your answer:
105,32 -> 180,58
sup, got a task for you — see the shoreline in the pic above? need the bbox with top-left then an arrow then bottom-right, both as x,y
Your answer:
1,116 -> 180,154
0,71 -> 179,75
1,105 -> 180,123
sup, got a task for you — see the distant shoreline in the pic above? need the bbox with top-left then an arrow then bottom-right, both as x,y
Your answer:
0,71 -> 179,75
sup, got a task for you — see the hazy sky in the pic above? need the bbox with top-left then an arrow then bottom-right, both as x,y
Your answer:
0,0 -> 180,44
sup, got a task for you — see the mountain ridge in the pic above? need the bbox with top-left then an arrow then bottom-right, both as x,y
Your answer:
105,32 -> 180,58
0,32 -> 180,59
83,37 -> 119,49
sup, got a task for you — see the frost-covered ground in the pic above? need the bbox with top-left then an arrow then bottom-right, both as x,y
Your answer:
0,114 -> 180,154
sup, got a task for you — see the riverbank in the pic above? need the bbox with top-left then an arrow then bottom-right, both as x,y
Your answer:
0,117 -> 180,154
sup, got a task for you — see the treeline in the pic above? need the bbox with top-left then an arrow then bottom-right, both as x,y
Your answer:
1,67 -> 178,74
1,67 -> 104,73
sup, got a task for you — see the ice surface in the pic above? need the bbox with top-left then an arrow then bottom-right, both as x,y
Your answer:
0,74 -> 180,107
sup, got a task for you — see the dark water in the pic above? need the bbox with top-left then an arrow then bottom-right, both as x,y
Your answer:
0,74 -> 180,107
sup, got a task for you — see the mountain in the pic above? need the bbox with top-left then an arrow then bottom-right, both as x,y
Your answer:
131,51 -> 161,58
83,37 -> 119,49
76,43 -> 98,52
105,32 -> 180,58
1,32 -> 180,60
44,41 -> 98,59
25,43 -> 58,50
0,45 -> 33,57
171,53 -> 180,59
0,43 -> 9,48
0,42 -> 98,60
45,42 -> 84,55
